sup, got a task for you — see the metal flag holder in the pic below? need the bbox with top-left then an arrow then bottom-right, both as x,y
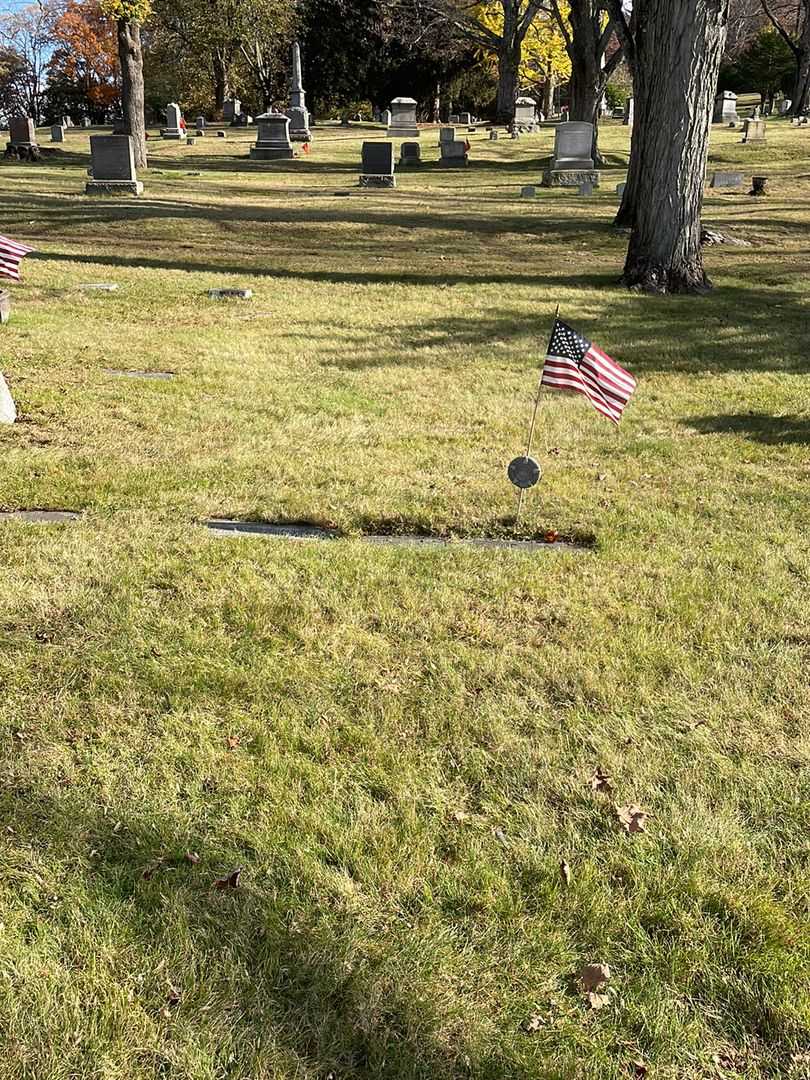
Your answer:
507,305 -> 558,521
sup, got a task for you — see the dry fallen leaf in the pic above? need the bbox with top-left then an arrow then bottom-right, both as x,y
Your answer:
579,962 -> 611,992
184,851 -> 200,865
166,985 -> 181,1007
523,1014 -> 544,1033
142,860 -> 164,881
226,735 -> 240,751
544,529 -> 560,544
560,860 -> 572,887
617,805 -> 648,834
630,1061 -> 648,1077
590,767 -> 613,794
213,867 -> 243,890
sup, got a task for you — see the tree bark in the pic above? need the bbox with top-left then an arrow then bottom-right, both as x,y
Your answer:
543,71 -> 555,116
620,0 -> 730,294
116,19 -> 147,170
213,47 -> 229,116
566,0 -> 606,161
496,2 -> 521,122
789,4 -> 810,113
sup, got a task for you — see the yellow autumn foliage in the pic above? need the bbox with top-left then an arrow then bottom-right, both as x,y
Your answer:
472,1 -> 571,84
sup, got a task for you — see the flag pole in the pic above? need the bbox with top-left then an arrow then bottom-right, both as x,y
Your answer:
516,304 -> 559,522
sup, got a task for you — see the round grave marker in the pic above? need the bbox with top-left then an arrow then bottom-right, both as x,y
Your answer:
507,455 -> 542,489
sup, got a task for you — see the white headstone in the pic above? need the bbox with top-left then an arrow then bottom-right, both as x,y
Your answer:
0,374 -> 16,424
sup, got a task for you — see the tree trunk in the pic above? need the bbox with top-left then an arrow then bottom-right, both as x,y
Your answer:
567,0 -> 608,162
496,0 -> 521,122
213,48 -> 229,116
117,19 -> 146,170
789,7 -> 810,114
543,71 -> 555,116
621,0 -> 729,294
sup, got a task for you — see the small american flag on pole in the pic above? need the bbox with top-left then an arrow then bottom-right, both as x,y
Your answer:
541,318 -> 636,424
0,235 -> 34,282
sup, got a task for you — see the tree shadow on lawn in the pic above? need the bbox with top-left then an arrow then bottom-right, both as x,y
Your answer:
683,412 -> 810,444
2,784 -> 532,1080
7,189 -> 613,240
4,763 -> 806,1077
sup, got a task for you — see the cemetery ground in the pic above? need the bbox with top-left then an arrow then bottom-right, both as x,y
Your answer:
0,118 -> 809,1080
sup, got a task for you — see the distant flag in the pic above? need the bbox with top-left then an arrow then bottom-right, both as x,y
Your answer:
541,318 -> 636,424
0,235 -> 34,283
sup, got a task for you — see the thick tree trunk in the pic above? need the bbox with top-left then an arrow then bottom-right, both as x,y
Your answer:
567,0 -> 608,162
496,0 -> 521,121
496,44 -> 521,121
117,19 -> 146,170
621,0 -> 729,295
789,8 -> 810,114
213,48 -> 229,116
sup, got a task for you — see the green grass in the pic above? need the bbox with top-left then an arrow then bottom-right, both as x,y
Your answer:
0,119 -> 809,1080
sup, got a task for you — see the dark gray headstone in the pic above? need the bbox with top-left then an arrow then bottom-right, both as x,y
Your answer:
9,115 -> 36,146
361,141 -> 394,176
250,112 -> 294,159
86,135 -> 142,195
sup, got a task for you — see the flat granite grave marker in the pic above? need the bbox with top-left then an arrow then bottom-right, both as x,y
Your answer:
710,170 -> 744,188
86,135 -> 143,195
0,510 -> 80,524
208,288 -> 253,300
0,373 -> 15,423
250,113 -> 294,160
543,121 -> 599,187
360,141 -> 395,187
387,97 -> 419,138
204,518 -> 586,553
521,185 -> 536,198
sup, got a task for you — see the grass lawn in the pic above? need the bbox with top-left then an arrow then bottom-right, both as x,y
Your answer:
0,118 -> 808,1080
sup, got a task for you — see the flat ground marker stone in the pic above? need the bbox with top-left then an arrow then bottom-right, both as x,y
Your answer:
202,519 -> 587,552
0,510 -> 80,524
103,369 -> 175,379
80,283 -> 119,291
208,288 -> 253,300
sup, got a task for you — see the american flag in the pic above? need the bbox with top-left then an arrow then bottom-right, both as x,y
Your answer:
0,235 -> 34,282
541,318 -> 636,424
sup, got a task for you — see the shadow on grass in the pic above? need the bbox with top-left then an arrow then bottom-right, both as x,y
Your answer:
1,783 -> 535,1080
684,412 -> 810,444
